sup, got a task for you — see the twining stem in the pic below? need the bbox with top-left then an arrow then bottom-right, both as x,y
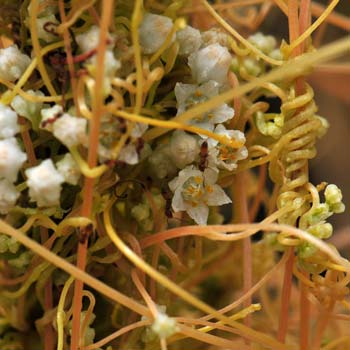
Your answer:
70,1 -> 114,349
277,0 -> 300,335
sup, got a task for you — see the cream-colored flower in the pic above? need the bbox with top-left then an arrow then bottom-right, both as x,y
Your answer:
0,179 -> 20,214
139,13 -> 173,54
0,45 -> 31,82
206,124 -> 248,171
175,81 -> 234,131
25,159 -> 64,207
188,43 -> 231,84
0,137 -> 27,182
52,113 -> 87,148
0,103 -> 19,139
56,153 -> 81,185
169,165 -> 231,225
176,26 -> 202,56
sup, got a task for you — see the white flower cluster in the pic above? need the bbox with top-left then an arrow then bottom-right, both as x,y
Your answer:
0,103 -> 26,214
0,45 -> 31,82
144,21 -> 248,225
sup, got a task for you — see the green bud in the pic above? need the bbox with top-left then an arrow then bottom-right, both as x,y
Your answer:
131,203 -> 150,222
305,203 -> 330,225
308,223 -> 333,239
298,242 -> 318,259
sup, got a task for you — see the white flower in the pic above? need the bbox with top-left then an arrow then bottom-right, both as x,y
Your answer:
35,14 -> 59,42
188,43 -> 231,84
0,45 -> 31,82
0,138 -> 27,182
52,113 -> 87,148
56,153 -> 81,185
76,25 -> 113,53
206,124 -> 248,171
151,312 -> 178,339
40,104 -> 63,131
248,32 -> 277,54
169,130 -> 199,169
11,90 -> 44,129
118,143 -> 139,165
175,81 -> 234,129
0,103 -> 19,139
0,179 -> 20,214
169,165 -> 231,225
25,159 -> 64,207
176,26 -> 202,56
139,13 -> 173,54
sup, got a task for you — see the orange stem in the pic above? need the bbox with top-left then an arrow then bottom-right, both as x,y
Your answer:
70,1 -> 114,349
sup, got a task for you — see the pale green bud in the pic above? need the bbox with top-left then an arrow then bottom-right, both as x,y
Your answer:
325,184 -> 345,213
308,223 -> 333,239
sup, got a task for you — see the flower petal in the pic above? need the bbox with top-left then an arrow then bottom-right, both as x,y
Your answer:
206,185 -> 231,206
187,203 -> 209,225
209,104 -> 234,124
203,167 -> 218,185
171,188 -> 187,212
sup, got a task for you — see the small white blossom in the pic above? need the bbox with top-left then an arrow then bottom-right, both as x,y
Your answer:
151,312 -> 178,339
76,25 -> 113,53
52,113 -> 87,148
139,13 -> 173,54
0,179 -> 20,214
0,138 -> 27,182
35,14 -> 59,42
169,165 -> 231,225
175,81 -> 234,130
25,159 -> 64,207
170,130 -> 199,169
11,90 -> 44,129
176,26 -> 202,56
56,153 -> 81,185
40,104 -> 63,131
0,45 -> 31,82
248,32 -> 277,54
188,43 -> 231,84
0,103 -> 19,139
206,124 -> 248,171
118,143 -> 139,165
